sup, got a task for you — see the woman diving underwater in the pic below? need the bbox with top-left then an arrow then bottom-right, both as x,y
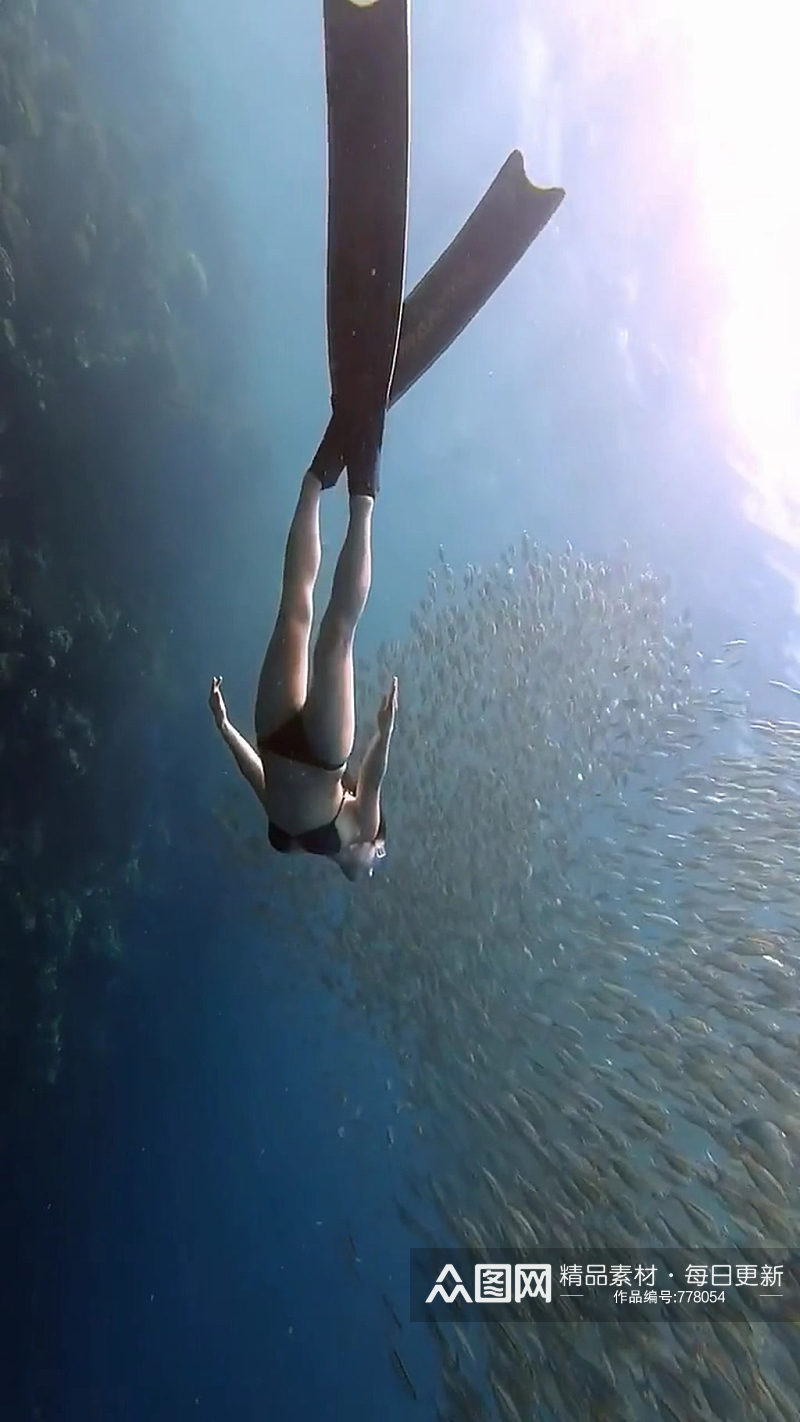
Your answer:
209,0 -> 564,882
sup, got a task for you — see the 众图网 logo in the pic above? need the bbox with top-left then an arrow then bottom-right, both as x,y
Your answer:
426,1263 -> 552,1305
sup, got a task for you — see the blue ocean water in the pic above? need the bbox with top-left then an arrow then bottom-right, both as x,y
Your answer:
3,1 -> 800,1418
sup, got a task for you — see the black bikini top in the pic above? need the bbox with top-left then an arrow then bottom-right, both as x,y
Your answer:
268,799 -> 386,859
268,793 -> 346,857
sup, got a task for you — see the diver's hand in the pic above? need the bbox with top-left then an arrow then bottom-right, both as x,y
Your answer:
209,675 -> 228,730
377,676 -> 398,737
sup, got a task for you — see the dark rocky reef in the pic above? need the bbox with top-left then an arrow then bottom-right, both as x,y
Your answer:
0,0 -> 251,1101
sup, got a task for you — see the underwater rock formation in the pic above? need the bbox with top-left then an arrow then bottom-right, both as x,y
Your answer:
0,0 -> 250,1100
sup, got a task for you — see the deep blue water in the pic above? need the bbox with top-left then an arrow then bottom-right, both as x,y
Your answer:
6,736 -> 439,1418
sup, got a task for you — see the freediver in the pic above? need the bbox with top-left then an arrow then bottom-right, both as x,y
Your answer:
209,0 -> 564,882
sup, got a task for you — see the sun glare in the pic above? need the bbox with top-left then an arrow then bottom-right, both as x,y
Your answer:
680,2 -> 800,551
515,0 -> 800,560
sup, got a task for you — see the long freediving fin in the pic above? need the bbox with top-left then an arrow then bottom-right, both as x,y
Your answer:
310,0 -> 410,496
314,149 -> 564,485
390,150 -> 563,405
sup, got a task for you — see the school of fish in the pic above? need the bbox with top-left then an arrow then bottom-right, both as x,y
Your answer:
237,535 -> 800,1420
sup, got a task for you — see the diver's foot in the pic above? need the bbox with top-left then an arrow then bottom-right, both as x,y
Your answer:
346,470 -> 379,499
309,413 -> 345,489
345,425 -> 382,498
310,463 -> 343,490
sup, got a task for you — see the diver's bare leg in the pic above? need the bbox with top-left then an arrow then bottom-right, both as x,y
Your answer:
254,471 -> 322,738
303,493 -> 374,763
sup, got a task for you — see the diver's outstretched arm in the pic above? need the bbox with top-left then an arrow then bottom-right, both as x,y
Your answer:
219,716 -> 266,803
354,731 -> 390,842
355,678 -> 397,839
